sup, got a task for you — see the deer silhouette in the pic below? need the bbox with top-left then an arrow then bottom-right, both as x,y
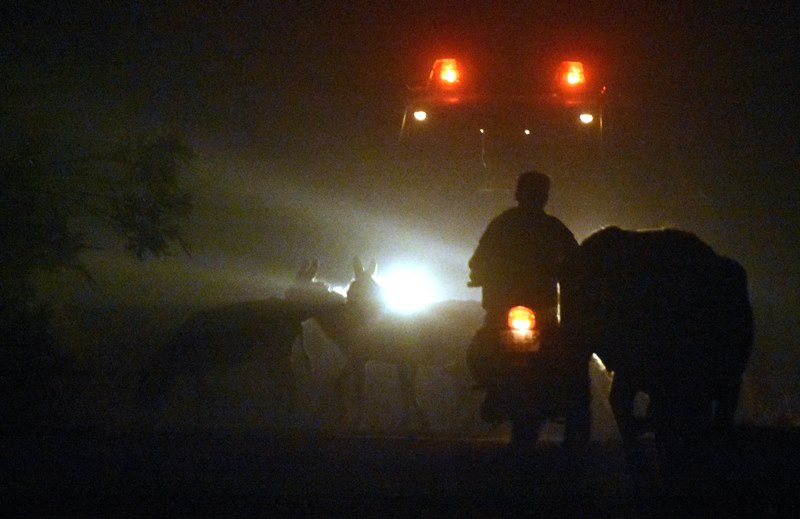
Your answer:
137,260 -> 345,428
328,258 -> 484,431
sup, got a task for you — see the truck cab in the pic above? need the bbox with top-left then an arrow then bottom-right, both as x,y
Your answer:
398,52 -> 607,184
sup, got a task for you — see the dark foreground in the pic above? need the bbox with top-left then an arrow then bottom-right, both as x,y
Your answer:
3,426 -> 798,517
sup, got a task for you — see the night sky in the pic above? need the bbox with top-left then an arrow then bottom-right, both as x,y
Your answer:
3,2 -> 798,415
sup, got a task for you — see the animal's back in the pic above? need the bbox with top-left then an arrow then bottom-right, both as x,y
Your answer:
568,227 -> 753,390
345,300 -> 485,366
171,299 -> 302,367
137,298 -> 304,421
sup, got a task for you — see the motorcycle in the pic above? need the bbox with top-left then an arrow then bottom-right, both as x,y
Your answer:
467,294 -> 591,450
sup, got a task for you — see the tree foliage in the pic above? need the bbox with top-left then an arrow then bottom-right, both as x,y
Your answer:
0,132 -> 194,338
106,136 -> 194,259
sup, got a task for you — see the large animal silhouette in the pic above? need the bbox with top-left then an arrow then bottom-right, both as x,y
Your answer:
137,260 -> 345,428
563,227 -> 753,465
329,258 -> 484,430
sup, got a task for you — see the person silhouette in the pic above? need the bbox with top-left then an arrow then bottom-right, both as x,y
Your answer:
466,170 -> 588,448
468,170 -> 578,318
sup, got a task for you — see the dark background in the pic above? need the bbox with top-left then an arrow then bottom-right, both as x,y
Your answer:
2,1 -> 798,424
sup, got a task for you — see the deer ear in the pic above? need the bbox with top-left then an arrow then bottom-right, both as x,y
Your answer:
296,259 -> 316,282
295,261 -> 307,281
353,257 -> 377,279
365,259 -> 377,277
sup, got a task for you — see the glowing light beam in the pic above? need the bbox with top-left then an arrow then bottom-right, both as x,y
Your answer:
376,264 -> 441,314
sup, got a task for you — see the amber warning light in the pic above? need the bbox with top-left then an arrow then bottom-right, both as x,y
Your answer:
508,306 -> 536,331
429,58 -> 461,87
557,61 -> 586,90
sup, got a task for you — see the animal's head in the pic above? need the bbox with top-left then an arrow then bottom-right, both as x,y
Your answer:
346,257 -> 383,318
285,259 -> 345,319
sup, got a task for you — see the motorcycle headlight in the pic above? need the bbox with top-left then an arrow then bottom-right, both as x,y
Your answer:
508,306 -> 536,331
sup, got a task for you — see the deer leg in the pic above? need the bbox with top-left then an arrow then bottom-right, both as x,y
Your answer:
195,372 -> 217,428
352,361 -> 367,429
333,360 -> 366,429
397,364 -> 428,431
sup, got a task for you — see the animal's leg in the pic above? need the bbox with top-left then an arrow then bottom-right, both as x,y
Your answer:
135,371 -> 169,430
609,376 -> 637,442
397,364 -> 428,431
712,379 -> 740,433
653,388 -> 721,503
331,368 -> 352,427
268,365 -> 295,428
450,364 -> 485,433
655,379 -> 713,458
608,376 -> 640,459
194,373 -> 216,428
333,361 -> 365,429
352,361 -> 367,429
611,377 -> 665,495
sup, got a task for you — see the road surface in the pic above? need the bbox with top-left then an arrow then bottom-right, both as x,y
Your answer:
3,426 -> 797,517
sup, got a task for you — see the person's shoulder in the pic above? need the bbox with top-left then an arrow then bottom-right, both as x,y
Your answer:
542,213 -> 569,227
543,214 -> 578,237
499,207 -> 523,218
487,207 -> 521,225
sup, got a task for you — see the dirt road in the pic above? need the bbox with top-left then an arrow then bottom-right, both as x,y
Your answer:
3,427 -> 797,517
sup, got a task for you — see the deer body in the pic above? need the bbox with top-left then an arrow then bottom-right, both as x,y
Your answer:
137,260 -> 344,428
327,259 -> 483,431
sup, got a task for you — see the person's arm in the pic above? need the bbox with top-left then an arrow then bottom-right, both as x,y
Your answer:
468,221 -> 500,287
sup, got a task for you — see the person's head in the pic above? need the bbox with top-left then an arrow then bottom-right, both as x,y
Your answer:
515,170 -> 550,210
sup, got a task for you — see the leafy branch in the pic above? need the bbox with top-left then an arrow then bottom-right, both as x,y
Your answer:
0,132 -> 195,308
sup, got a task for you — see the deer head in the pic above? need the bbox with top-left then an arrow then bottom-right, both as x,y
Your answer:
285,260 -> 344,320
346,257 -> 383,319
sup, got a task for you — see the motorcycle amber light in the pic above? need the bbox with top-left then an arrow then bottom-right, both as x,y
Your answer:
508,306 -> 536,331
429,58 -> 461,86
